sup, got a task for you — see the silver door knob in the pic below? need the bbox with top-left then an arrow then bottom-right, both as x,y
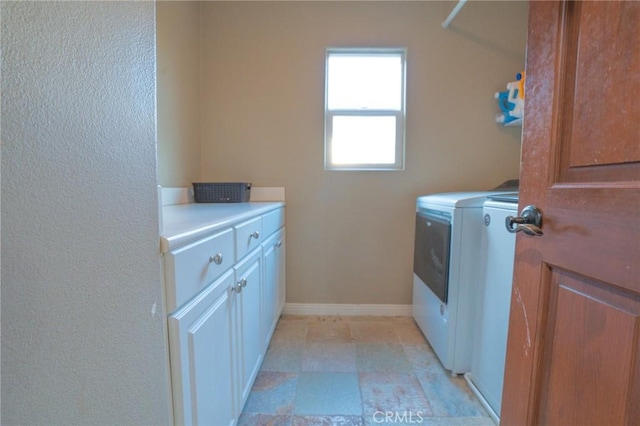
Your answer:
210,253 -> 223,265
234,282 -> 243,293
250,231 -> 260,239
506,205 -> 543,236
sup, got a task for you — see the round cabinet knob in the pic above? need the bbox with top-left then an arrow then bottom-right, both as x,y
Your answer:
241,278 -> 248,287
234,282 -> 243,293
250,231 -> 260,240
210,253 -> 223,265
276,241 -> 283,248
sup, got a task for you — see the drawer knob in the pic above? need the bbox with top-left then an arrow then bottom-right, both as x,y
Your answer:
210,253 -> 223,265
250,231 -> 260,240
240,278 -> 247,288
276,241 -> 283,248
233,282 -> 243,293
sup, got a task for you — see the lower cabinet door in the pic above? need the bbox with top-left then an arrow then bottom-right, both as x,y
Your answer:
168,270 -> 235,426
276,228 -> 286,318
262,233 -> 278,350
262,228 -> 286,349
234,249 -> 263,407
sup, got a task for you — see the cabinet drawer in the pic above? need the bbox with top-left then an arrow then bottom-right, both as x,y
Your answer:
235,216 -> 262,260
262,208 -> 284,239
165,228 -> 235,312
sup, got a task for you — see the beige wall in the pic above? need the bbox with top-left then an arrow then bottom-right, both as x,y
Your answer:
159,1 -> 528,305
157,1 -> 202,187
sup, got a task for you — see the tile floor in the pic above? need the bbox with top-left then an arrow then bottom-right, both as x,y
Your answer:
239,315 -> 494,426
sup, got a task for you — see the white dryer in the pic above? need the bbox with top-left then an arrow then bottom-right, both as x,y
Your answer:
412,191 -> 504,374
465,194 -> 518,422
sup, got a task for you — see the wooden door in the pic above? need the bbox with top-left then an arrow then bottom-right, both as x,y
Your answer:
501,1 -> 640,425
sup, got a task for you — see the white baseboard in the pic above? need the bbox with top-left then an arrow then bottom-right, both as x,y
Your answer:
283,303 -> 412,317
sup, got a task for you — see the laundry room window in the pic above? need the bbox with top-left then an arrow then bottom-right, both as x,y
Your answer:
324,48 -> 406,170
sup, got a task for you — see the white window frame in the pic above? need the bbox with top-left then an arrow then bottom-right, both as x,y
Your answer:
324,48 -> 407,171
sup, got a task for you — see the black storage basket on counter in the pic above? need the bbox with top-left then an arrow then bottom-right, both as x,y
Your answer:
192,182 -> 251,203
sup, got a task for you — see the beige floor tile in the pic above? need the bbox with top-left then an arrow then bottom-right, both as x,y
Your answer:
347,316 -> 392,322
392,319 -> 428,345
272,320 -> 309,342
280,315 -> 313,321
308,316 -> 349,323
301,343 -> 357,372
350,321 -> 399,344
306,320 -> 352,343
243,316 -> 492,425
292,415 -> 364,426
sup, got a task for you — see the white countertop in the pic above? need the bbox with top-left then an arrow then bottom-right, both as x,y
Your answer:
160,202 -> 285,252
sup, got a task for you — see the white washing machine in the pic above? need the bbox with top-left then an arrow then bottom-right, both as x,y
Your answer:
412,191 -> 506,374
465,194 -> 519,422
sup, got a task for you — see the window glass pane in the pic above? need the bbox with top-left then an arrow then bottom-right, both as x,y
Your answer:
331,116 -> 396,165
327,54 -> 402,110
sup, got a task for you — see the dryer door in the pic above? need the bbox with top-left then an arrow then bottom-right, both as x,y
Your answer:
413,209 -> 451,303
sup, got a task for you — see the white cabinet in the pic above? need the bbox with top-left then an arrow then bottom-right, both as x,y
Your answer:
234,249 -> 263,406
164,205 -> 285,426
276,228 -> 286,319
168,270 -> 235,426
261,227 -> 286,350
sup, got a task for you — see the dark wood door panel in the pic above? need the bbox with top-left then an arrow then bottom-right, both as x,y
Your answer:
556,1 -> 640,183
537,267 -> 640,425
544,186 -> 640,292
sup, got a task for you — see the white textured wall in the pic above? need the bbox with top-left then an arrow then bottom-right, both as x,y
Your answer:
1,2 -> 171,425
198,1 -> 528,305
